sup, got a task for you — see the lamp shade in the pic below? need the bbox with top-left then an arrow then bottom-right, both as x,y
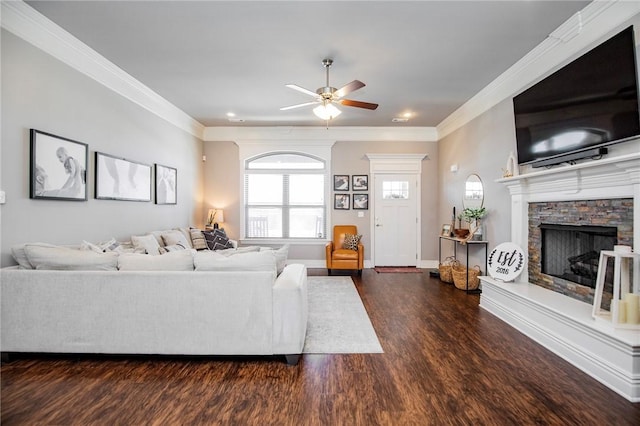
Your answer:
313,102 -> 341,120
214,209 -> 224,224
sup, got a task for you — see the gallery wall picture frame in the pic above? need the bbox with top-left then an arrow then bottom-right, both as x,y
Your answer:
333,175 -> 349,191
334,193 -> 350,210
441,224 -> 452,237
155,164 -> 177,205
30,129 -> 88,201
352,175 -> 368,191
95,152 -> 152,202
353,193 -> 368,210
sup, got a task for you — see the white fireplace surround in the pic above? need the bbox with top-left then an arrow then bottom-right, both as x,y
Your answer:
479,151 -> 640,402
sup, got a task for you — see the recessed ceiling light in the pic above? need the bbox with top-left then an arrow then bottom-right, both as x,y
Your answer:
226,112 -> 236,117
403,112 -> 412,118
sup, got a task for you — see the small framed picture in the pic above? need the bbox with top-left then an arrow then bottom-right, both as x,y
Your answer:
30,129 -> 88,201
334,175 -> 349,191
155,164 -> 177,205
352,175 -> 368,191
95,152 -> 152,202
353,193 -> 368,210
441,224 -> 452,237
334,194 -> 350,210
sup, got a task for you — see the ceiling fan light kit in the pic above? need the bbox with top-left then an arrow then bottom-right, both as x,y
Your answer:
281,58 -> 378,123
313,102 -> 342,120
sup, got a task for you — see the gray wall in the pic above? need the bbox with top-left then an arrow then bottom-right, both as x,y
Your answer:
203,139 -> 439,263
1,30 -> 203,266
437,98 -> 516,267
437,15 -> 640,270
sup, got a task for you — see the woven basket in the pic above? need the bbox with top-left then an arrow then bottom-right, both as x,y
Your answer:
438,257 -> 459,284
452,264 -> 481,290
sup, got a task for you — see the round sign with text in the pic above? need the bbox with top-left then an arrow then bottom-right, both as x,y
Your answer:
487,242 -> 525,282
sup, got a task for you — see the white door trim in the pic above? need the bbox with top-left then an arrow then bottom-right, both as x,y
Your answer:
366,153 -> 428,267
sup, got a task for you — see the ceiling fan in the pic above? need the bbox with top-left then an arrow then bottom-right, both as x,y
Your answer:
280,59 -> 378,121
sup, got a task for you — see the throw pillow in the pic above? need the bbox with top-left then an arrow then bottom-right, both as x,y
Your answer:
131,234 -> 164,255
161,229 -> 191,248
164,244 -> 187,252
189,227 -> 208,250
11,242 -> 58,269
342,233 -> 362,251
24,245 -> 118,271
203,228 -> 234,251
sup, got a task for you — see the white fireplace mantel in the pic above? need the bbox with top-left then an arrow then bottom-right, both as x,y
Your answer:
480,152 -> 640,403
498,152 -> 640,263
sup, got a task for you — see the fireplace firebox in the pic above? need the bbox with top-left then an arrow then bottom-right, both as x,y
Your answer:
540,224 -> 617,288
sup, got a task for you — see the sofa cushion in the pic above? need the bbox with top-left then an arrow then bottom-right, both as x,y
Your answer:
131,234 -> 164,255
333,248 -> 359,260
23,245 -> 118,271
176,227 -> 194,249
203,228 -> 234,251
260,244 -> 289,275
161,230 -> 191,249
342,233 -> 362,251
118,250 -> 194,271
11,243 -> 59,269
189,227 -> 208,250
194,250 -> 276,272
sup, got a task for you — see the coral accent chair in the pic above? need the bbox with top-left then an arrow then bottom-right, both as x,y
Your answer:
325,225 -> 364,276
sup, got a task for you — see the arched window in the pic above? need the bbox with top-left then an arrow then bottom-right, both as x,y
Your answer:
244,152 -> 326,239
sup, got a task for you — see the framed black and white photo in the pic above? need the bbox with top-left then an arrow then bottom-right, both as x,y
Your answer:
30,129 -> 88,201
334,193 -> 350,210
353,193 -> 368,210
333,175 -> 349,191
155,164 -> 177,205
352,175 -> 368,191
95,152 -> 151,202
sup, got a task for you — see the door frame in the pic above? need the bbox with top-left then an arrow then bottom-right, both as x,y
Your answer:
366,153 -> 428,267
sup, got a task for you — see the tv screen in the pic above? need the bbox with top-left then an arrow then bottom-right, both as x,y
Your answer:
513,26 -> 640,166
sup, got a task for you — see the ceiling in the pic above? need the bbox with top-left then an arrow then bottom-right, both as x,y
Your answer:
26,1 -> 589,128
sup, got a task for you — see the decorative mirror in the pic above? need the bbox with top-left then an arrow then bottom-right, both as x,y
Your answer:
463,174 -> 484,209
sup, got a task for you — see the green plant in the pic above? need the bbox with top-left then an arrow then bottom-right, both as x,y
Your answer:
463,207 -> 487,221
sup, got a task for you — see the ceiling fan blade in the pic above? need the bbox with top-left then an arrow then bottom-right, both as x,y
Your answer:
285,84 -> 319,98
339,99 -> 379,110
280,101 -> 318,111
334,80 -> 365,99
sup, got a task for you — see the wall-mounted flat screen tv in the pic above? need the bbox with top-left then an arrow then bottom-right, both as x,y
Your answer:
513,26 -> 640,167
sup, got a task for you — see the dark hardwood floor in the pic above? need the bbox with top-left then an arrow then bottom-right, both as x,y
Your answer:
2,269 -> 639,425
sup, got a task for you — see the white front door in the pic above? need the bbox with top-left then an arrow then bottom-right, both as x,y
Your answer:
373,174 -> 418,266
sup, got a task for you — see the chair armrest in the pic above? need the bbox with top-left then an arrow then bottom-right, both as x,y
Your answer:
325,242 -> 334,268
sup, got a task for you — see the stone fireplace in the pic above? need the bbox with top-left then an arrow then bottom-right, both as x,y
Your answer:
479,152 -> 640,402
528,199 -> 633,303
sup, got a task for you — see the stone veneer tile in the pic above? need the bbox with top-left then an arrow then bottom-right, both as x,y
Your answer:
528,198 -> 633,305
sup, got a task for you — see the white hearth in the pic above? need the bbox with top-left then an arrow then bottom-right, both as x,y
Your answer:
479,152 -> 640,402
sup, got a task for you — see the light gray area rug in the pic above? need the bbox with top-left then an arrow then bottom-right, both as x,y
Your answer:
303,276 -> 383,354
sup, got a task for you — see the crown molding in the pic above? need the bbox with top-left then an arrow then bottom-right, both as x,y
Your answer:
203,126 -> 438,142
437,0 -> 640,139
1,0 -> 205,139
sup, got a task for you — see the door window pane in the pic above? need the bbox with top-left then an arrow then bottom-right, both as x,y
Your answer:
382,181 -> 409,199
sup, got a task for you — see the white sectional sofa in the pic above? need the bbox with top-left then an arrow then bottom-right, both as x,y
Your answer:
1,229 -> 308,364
